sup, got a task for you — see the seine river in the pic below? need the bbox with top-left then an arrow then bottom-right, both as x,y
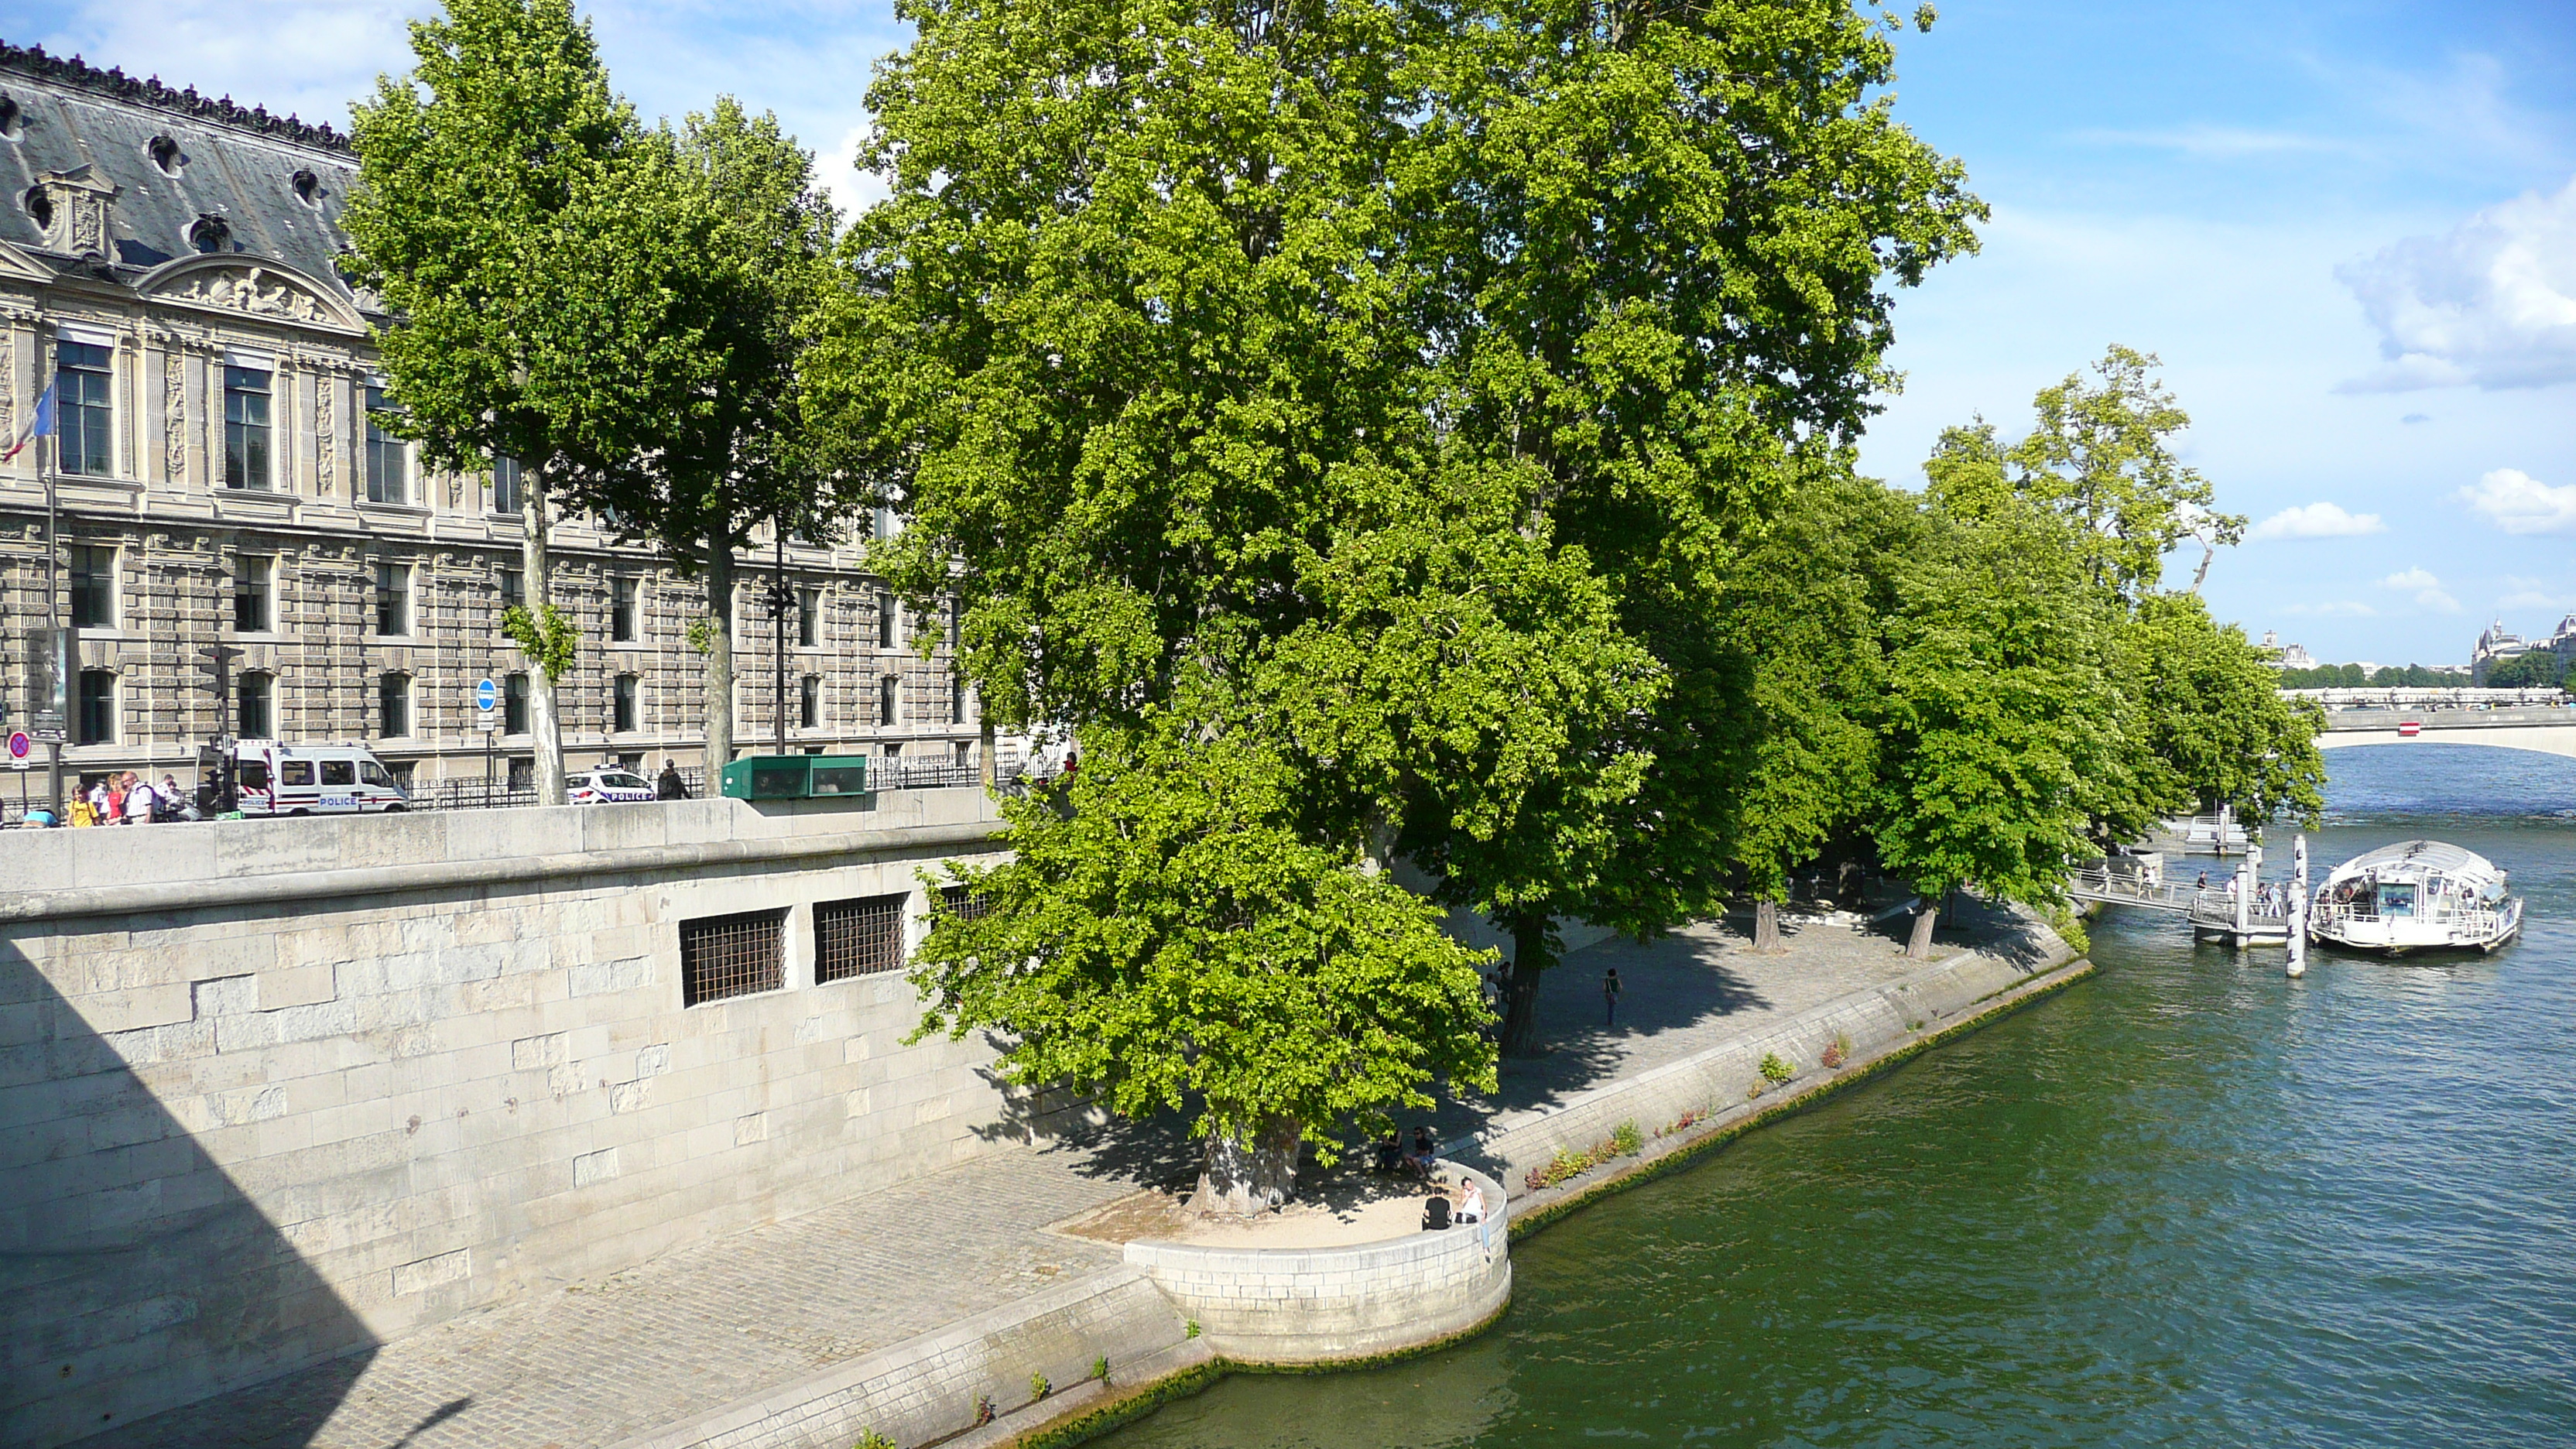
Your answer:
1094,745 -> 2576,1447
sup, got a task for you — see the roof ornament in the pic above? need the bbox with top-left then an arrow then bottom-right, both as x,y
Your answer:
30,164 -> 118,259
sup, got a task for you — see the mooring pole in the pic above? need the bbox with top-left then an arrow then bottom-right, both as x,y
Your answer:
2287,834 -> 2309,978
2235,844 -> 2259,943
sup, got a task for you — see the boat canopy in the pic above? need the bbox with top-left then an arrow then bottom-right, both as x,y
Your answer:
2321,839 -> 2503,886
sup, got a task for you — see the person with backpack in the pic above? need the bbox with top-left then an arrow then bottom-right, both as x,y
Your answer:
122,772 -> 158,826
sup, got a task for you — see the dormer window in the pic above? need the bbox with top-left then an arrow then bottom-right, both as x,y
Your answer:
148,135 -> 182,176
0,94 -> 20,140
22,186 -> 50,231
291,170 -> 320,206
187,214 -> 229,253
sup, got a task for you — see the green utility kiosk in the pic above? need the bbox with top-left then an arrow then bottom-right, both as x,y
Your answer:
719,754 -> 871,801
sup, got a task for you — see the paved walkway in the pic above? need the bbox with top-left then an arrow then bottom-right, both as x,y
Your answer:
102,900 -> 2041,1449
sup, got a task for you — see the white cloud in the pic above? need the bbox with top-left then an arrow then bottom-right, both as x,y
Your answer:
2071,125 -> 2354,159
2336,173 -> 2576,392
2285,601 -> 2379,618
2374,567 -> 2461,613
2458,468 -> 2576,535
818,122 -> 892,221
2248,502 -> 2386,540
2379,567 -> 2440,590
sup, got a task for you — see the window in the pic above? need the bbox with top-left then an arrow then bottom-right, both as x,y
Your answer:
361,759 -> 396,789
797,588 -> 820,649
320,759 -> 355,787
680,909 -> 785,1005
506,756 -> 533,791
279,760 -> 313,787
504,673 -> 529,735
815,895 -> 906,982
940,883 -> 994,923
492,456 -> 522,516
76,670 -> 115,744
879,676 -> 899,727
951,675 -> 968,726
188,215 -> 229,253
954,742 -> 973,772
365,387 -> 407,504
68,545 -> 114,629
378,673 -> 411,738
499,567 -> 523,613
611,577 -> 639,642
800,675 -> 820,729
233,555 -> 272,632
224,365 -> 272,491
375,562 -> 410,636
613,673 -> 639,733
237,672 -> 273,738
948,598 -> 961,649
57,341 -> 111,478
876,593 -> 898,649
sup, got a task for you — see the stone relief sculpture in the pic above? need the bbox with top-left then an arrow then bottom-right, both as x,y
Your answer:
315,374 -> 334,494
163,351 -> 185,482
166,266 -> 333,326
1,336 -> 14,444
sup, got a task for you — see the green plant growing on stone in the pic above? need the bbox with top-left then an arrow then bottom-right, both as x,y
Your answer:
974,1393 -> 995,1426
1092,1355 -> 1110,1384
1031,1371 -> 1050,1401
853,1434 -> 895,1449
2050,905 -> 2091,957
1760,1051 -> 1796,1084
1185,1320 -> 1200,1340
1612,1121 -> 1644,1156
1821,1033 -> 1853,1070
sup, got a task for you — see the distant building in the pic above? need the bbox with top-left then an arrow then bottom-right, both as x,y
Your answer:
2258,630 -> 2316,670
2472,621 -> 2540,684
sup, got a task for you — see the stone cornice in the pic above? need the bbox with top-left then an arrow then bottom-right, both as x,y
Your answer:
0,40 -> 350,152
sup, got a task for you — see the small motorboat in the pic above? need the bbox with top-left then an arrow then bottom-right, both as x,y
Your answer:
2310,840 -> 2523,955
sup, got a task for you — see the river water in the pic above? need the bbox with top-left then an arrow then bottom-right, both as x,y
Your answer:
1094,745 -> 2576,1447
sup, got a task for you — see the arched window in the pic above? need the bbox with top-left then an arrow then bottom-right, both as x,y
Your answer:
147,135 -> 182,176
291,169 -> 321,206
237,671 -> 274,739
378,673 -> 412,739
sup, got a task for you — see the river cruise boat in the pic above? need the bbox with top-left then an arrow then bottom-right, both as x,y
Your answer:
2311,841 -> 2522,955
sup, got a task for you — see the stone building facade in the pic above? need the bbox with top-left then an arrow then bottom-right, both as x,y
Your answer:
0,45 -> 979,802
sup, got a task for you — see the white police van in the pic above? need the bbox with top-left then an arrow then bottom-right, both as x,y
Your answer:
232,740 -> 410,816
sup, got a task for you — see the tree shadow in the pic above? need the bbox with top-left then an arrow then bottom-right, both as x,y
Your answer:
0,944 -> 376,1449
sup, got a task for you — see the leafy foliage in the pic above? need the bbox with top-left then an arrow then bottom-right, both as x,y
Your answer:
501,603 -> 581,684
2128,593 -> 2327,824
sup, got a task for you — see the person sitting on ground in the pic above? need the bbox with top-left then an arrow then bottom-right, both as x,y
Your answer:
1406,1125 -> 1438,1177
656,761 -> 690,800
1373,1132 -> 1404,1174
1457,1178 -> 1486,1225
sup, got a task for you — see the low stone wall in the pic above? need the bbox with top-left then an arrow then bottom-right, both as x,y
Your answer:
1456,932 -> 2074,1193
1122,1164 -> 1512,1365
0,792 -> 1020,1449
603,1266 -> 1195,1449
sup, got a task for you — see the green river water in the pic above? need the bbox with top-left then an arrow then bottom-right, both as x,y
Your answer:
1093,745 -> 2576,1447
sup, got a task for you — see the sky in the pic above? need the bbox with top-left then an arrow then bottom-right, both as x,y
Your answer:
5,0 -> 2571,669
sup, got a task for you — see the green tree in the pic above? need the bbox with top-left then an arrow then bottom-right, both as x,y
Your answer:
1398,0 -> 1985,1044
1867,501 -> 2136,957
2129,593 -> 2326,824
1927,346 -> 2244,604
345,0 -> 670,803
2484,652 -> 2564,689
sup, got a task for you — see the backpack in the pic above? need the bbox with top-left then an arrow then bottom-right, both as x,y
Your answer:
1421,1195 -> 1452,1231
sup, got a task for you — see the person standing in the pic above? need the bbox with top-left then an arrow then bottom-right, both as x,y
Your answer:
122,772 -> 158,826
656,760 -> 690,800
1603,967 -> 1623,1027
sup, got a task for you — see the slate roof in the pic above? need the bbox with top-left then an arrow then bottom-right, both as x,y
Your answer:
0,40 -> 360,302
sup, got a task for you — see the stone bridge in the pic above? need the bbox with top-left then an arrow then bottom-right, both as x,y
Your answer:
2316,705 -> 2576,759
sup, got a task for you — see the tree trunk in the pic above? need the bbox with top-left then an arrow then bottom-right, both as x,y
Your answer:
522,474 -> 565,806
1752,898 -> 1782,953
1501,913 -> 1554,1058
1905,897 -> 1941,959
1189,1115 -> 1300,1217
704,544 -> 735,776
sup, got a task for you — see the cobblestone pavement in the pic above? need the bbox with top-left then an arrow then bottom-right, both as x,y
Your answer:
94,901 -> 2043,1449
87,1147 -> 1136,1449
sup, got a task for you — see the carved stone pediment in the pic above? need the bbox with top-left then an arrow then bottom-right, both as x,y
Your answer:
139,255 -> 365,334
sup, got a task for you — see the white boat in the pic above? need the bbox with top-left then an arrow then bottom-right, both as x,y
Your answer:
2310,841 -> 2523,955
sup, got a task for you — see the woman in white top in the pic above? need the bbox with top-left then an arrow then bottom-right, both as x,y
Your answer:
1457,1180 -> 1486,1225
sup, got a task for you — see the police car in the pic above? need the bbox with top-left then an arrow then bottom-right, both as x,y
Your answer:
567,767 -> 659,805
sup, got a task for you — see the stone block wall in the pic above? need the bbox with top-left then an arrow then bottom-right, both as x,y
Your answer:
0,792 -> 1021,1449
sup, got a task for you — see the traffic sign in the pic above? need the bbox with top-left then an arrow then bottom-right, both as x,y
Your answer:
7,731 -> 26,771
476,677 -> 498,711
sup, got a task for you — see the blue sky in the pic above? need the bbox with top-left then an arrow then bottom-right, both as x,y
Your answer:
9,0 -> 2571,669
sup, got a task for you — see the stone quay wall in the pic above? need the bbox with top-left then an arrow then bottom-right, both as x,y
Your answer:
0,792 -> 1017,1449
1123,1163 -> 1512,1365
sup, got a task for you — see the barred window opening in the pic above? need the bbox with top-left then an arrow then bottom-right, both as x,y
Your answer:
941,884 -> 993,923
681,909 -> 785,1005
816,894 -> 907,982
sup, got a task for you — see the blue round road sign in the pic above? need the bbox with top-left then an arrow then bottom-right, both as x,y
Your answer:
475,677 -> 498,711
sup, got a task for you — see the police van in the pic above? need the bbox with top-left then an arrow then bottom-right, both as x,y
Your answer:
231,740 -> 411,816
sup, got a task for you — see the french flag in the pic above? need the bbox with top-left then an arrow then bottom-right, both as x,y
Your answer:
1,382 -> 57,463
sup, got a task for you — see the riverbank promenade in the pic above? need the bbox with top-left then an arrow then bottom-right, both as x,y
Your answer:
89,903 -> 2060,1449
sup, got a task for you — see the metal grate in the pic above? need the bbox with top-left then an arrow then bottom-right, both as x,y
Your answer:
940,884 -> 995,923
681,909 -> 785,1005
816,895 -> 908,982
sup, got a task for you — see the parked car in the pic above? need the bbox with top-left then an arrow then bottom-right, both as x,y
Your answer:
567,767 -> 658,806
231,741 -> 410,816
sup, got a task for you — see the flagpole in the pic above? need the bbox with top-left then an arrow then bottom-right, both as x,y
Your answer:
42,337 -> 63,823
